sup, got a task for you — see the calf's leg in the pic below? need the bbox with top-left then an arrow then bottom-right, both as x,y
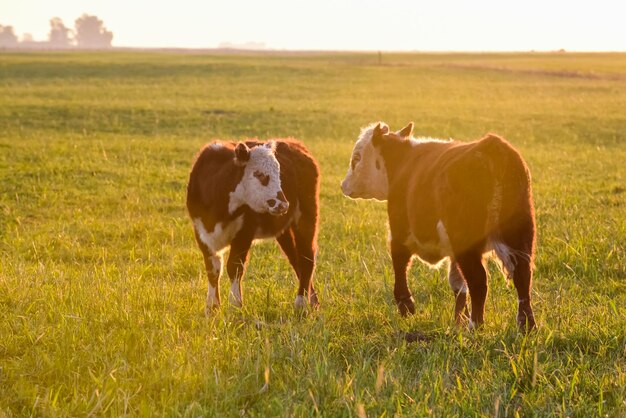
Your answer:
448,260 -> 469,324
391,241 -> 415,317
277,228 -> 304,308
226,235 -> 252,308
512,256 -> 536,331
455,251 -> 488,329
500,213 -> 536,332
201,249 -> 222,313
293,220 -> 319,309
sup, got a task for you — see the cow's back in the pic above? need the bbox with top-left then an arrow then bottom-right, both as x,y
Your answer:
403,136 -> 532,254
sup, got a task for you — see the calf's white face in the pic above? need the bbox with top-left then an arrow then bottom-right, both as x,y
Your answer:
341,123 -> 390,201
229,141 -> 289,215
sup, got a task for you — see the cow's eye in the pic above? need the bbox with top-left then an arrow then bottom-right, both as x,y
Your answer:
254,171 -> 270,186
376,160 -> 381,170
351,153 -> 361,170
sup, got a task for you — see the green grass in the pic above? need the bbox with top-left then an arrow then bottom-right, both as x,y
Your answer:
0,51 -> 625,416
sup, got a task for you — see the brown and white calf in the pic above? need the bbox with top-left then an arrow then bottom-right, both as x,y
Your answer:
186,139 -> 320,312
341,122 -> 536,331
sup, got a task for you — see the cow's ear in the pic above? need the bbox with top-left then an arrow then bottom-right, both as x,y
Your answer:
396,122 -> 414,138
372,123 -> 389,147
234,143 -> 250,166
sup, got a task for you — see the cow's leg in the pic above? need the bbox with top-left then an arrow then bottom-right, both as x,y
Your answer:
201,248 -> 222,313
448,260 -> 469,324
226,235 -> 252,308
455,250 -> 488,329
292,218 -> 319,310
276,228 -> 309,309
501,218 -> 537,332
276,228 -> 300,276
391,241 -> 415,317
511,255 -> 536,332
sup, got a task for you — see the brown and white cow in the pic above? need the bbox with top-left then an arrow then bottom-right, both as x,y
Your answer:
186,139 -> 320,313
341,122 -> 536,331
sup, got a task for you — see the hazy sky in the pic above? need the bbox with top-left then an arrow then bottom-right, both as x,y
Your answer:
2,0 -> 625,51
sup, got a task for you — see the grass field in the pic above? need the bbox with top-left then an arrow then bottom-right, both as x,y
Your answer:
0,51 -> 625,416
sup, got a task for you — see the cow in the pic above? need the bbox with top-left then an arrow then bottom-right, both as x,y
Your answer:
341,122 -> 537,331
186,139 -> 320,313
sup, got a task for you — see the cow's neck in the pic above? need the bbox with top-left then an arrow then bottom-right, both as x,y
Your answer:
379,139 -> 414,184
217,162 -> 247,220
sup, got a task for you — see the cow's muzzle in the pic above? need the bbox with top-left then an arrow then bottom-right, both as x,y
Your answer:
340,179 -> 354,198
267,191 -> 289,215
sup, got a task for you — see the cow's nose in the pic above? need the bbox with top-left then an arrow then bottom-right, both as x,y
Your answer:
268,192 -> 289,215
341,180 -> 350,196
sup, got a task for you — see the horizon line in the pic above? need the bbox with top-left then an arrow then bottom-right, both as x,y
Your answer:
2,45 -> 626,54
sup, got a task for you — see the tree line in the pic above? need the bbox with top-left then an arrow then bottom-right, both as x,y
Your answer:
0,14 -> 113,49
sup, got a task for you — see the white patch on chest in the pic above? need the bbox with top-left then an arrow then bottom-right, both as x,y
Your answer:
194,216 -> 244,254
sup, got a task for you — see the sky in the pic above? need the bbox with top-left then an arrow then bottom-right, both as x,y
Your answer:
1,0 -> 625,51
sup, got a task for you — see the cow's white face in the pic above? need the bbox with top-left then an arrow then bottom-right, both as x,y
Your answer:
341,123 -> 390,201
229,141 -> 289,215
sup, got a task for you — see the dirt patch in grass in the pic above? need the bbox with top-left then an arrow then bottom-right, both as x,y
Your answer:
441,63 -> 626,81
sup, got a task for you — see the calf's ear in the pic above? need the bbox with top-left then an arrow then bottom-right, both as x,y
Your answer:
396,122 -> 414,138
235,143 -> 250,166
372,122 -> 389,147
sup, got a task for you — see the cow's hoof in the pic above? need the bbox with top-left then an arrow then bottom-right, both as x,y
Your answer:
517,314 -> 537,333
309,292 -> 320,309
468,319 -> 484,331
403,331 -> 430,343
294,295 -> 307,311
454,292 -> 470,325
229,294 -> 243,308
205,302 -> 220,316
517,303 -> 536,333
454,309 -> 470,326
396,296 -> 416,317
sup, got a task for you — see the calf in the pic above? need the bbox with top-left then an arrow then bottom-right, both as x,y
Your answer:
187,139 -> 320,312
341,122 -> 536,331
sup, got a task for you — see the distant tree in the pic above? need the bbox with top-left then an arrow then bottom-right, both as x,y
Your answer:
22,33 -> 34,43
49,17 -> 73,47
0,24 -> 18,48
74,14 -> 113,48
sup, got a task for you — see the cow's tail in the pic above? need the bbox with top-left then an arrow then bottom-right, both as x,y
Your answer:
479,134 -> 536,276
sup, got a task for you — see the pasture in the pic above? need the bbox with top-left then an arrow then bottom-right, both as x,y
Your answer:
0,51 -> 624,416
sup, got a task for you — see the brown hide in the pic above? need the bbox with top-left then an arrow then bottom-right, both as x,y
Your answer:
380,134 -> 534,263
375,131 -> 536,330
186,139 -> 320,310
